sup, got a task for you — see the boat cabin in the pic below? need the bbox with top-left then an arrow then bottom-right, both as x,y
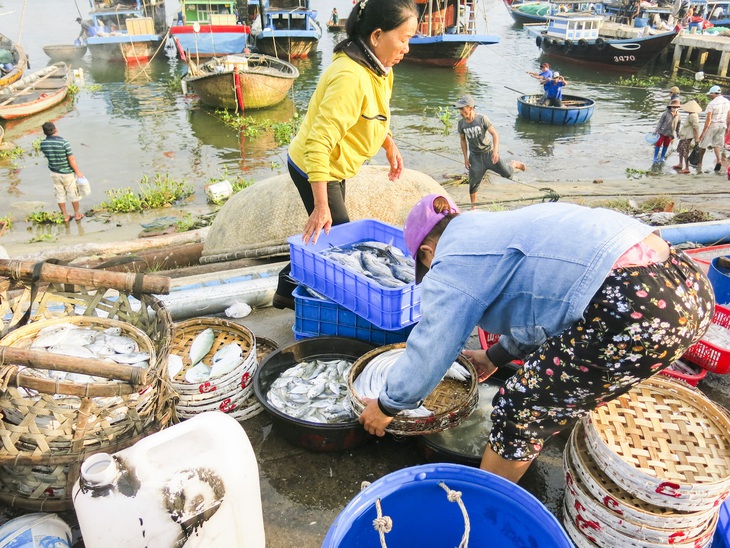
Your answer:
176,0 -> 238,26
544,13 -> 603,39
247,0 -> 319,33
87,0 -> 166,34
414,0 -> 481,37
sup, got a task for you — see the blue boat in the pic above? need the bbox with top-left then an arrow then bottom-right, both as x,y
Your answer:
248,0 -> 322,59
517,94 -> 595,124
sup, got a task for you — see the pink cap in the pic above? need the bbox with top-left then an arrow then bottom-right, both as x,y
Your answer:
403,193 -> 460,282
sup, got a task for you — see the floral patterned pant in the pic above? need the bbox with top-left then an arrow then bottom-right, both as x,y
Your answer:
488,247 -> 715,461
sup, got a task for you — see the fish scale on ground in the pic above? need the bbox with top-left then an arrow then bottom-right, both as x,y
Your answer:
267,359 -> 355,424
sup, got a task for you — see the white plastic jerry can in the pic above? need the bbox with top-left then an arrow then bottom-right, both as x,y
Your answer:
72,412 -> 265,548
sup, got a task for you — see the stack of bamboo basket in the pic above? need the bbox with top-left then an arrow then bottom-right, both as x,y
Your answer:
563,375 -> 730,547
0,259 -> 176,511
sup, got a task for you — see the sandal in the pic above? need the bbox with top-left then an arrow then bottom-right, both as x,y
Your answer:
678,169 -> 690,174
672,164 -> 682,170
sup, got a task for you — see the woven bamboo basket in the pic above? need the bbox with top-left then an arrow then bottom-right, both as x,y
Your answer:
564,423 -> 718,546
0,282 -> 174,511
584,375 -> 730,512
348,343 -> 478,436
168,317 -> 258,418
229,336 -> 278,421
568,421 -> 716,532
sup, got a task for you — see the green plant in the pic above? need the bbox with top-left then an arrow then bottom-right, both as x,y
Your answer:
0,145 -> 24,161
29,234 -> 56,243
436,106 -> 452,136
139,174 -> 194,209
626,167 -> 650,178
0,215 -> 12,231
25,210 -> 65,225
31,137 -> 43,154
100,187 -> 144,212
68,82 -> 80,97
231,176 -> 253,193
86,84 -> 103,92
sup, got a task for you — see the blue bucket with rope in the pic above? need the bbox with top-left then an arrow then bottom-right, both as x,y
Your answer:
322,463 -> 573,547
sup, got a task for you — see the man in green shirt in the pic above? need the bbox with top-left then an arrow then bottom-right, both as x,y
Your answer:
39,122 -> 85,222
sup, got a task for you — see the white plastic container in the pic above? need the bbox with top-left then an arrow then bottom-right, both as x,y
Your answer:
204,180 -> 233,203
0,513 -> 72,548
72,412 -> 265,548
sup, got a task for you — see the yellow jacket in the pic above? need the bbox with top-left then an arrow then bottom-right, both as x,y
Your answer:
288,52 -> 393,182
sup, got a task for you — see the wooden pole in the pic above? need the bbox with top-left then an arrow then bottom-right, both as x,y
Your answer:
0,259 -> 171,294
0,346 -> 147,384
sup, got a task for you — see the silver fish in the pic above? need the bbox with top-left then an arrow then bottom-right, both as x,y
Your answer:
209,343 -> 244,379
107,352 -> 150,364
102,334 -> 139,355
30,324 -> 75,348
47,345 -> 97,359
189,328 -> 215,365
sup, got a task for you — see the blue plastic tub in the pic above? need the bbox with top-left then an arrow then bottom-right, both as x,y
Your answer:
288,220 -> 421,330
708,256 -> 730,305
715,498 -> 730,548
293,286 -> 415,345
323,463 -> 573,547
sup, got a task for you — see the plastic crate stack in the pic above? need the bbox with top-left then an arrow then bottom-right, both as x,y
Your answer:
288,220 -> 419,346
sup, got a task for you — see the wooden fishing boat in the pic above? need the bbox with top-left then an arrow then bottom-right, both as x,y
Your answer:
183,53 -> 299,110
0,63 -> 71,120
504,0 -> 552,24
248,0 -> 322,59
326,17 -> 347,33
0,33 -> 28,88
42,44 -> 88,62
405,0 -> 499,68
528,13 -> 678,70
170,0 -> 251,61
517,93 -> 595,124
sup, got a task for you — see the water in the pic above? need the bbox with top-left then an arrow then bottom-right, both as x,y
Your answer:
0,0 -> 694,224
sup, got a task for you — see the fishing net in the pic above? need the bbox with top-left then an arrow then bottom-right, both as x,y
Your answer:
200,166 -> 451,263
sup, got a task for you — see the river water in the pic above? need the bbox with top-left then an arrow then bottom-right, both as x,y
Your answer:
0,0 -> 696,226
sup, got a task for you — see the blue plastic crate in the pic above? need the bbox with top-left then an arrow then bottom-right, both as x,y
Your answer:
293,286 -> 415,345
288,219 -> 421,330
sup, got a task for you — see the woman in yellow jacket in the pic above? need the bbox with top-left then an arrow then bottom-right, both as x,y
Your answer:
273,0 -> 418,309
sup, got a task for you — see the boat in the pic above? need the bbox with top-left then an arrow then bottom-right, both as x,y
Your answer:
248,0 -> 322,59
42,44 -> 88,62
517,93 -> 595,124
169,0 -> 251,61
83,0 -> 167,63
0,63 -> 71,120
504,0 -> 553,24
183,53 -> 299,110
326,17 -> 347,33
528,13 -> 679,70
0,33 -> 28,88
404,0 -> 500,68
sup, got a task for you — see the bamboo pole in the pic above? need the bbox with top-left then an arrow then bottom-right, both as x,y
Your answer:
0,259 -> 171,294
0,346 -> 147,385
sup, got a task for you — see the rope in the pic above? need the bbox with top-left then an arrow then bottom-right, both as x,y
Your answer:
373,498 -> 392,548
439,482 -> 470,548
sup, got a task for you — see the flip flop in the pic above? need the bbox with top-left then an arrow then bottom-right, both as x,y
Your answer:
74,213 -> 84,221
678,169 -> 690,174
672,165 -> 682,170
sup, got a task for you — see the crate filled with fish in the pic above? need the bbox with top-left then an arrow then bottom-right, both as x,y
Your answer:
348,343 -> 478,436
167,318 -> 262,421
288,219 -> 420,330
253,337 -> 376,452
292,285 -> 415,345
683,304 -> 730,374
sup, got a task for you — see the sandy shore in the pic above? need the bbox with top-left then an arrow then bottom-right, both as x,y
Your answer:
3,170 -> 730,261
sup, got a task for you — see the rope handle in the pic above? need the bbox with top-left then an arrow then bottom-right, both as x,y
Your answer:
360,480 -> 471,548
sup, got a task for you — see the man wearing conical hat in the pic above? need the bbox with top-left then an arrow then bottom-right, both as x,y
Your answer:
674,99 -> 702,174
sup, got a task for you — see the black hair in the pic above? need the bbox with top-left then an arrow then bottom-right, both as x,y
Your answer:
42,122 -> 56,136
334,0 -> 417,53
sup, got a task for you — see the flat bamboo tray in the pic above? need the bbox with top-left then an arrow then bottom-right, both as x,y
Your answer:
348,343 -> 478,436
584,375 -> 730,512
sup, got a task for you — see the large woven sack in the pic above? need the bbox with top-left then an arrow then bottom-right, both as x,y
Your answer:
200,166 -> 450,263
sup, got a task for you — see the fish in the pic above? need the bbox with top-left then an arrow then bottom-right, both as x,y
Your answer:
102,334 -> 139,355
107,352 -> 150,364
185,361 -> 211,384
168,354 -> 184,380
189,328 -> 215,365
47,345 -> 97,359
321,240 -> 417,288
209,343 -> 244,379
30,323 -> 76,348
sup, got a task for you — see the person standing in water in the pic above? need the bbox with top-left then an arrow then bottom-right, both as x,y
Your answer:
39,122 -> 85,222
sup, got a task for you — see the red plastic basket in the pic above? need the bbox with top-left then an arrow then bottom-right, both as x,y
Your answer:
683,304 -> 730,374
477,328 -> 524,366
659,359 -> 708,387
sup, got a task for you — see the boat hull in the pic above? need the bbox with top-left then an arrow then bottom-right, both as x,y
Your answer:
0,63 -> 70,120
535,30 -> 677,70
254,37 -> 319,59
517,94 -> 595,124
0,33 -> 28,88
42,44 -> 88,62
404,35 -> 500,68
184,54 -> 298,110
87,36 -> 160,63
170,25 -> 250,59
503,0 -> 550,24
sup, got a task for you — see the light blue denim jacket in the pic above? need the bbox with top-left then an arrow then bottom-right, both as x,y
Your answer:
380,202 -> 655,412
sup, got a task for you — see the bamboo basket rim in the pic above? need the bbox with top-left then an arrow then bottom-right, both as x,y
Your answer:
0,316 -> 157,391
348,343 -> 478,436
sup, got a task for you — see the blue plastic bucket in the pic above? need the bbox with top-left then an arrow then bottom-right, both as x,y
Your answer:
708,256 -> 730,305
714,499 -> 729,548
634,17 -> 649,27
323,463 -> 573,547
689,21 -> 702,31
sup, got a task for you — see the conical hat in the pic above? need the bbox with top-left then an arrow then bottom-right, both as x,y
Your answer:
681,99 -> 702,113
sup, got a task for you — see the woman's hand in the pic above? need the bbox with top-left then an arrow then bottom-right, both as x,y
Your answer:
461,349 -> 498,382
359,398 -> 393,436
302,204 -> 332,245
383,135 -> 404,181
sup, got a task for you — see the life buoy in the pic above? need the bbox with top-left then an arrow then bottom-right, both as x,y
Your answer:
578,38 -> 588,48
564,39 -> 574,50
536,35 -> 543,47
595,37 -> 606,50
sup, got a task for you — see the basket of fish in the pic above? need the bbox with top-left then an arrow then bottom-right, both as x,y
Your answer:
253,336 -> 376,452
168,317 -> 260,420
288,219 -> 420,330
348,343 -> 479,436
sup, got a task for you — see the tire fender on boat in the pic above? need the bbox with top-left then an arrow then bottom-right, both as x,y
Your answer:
578,38 -> 588,48
564,39 -> 574,50
536,35 -> 543,47
544,38 -> 553,48
595,37 -> 606,50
